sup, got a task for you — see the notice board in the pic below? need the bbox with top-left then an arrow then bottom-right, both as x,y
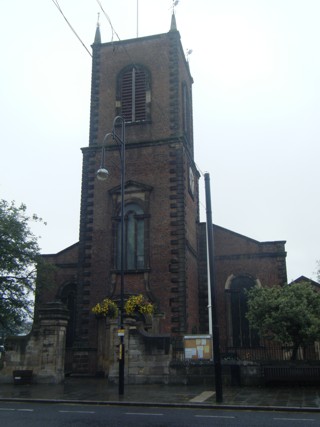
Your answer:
184,335 -> 212,360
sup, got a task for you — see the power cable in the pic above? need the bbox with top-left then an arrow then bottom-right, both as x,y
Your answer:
51,0 -> 92,57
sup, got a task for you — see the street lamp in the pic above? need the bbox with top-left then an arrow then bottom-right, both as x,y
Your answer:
96,115 -> 126,395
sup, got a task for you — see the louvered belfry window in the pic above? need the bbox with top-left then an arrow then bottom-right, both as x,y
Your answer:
121,67 -> 147,122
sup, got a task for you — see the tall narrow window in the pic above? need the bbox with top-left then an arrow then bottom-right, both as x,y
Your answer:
116,203 -> 145,270
118,66 -> 150,123
228,276 -> 260,348
182,82 -> 191,144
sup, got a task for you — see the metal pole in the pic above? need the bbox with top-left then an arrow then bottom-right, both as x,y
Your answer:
115,117 -> 125,396
136,0 -> 139,37
206,228 -> 213,336
96,116 -> 126,395
204,172 -> 223,403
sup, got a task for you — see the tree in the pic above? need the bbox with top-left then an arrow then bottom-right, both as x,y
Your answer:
316,260 -> 320,283
246,282 -> 320,360
0,200 -> 45,336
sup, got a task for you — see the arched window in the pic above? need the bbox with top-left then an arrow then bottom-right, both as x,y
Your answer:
117,65 -> 151,123
226,275 -> 260,348
116,203 -> 145,270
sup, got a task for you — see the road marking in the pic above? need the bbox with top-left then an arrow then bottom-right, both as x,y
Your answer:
59,410 -> 96,414
195,414 -> 235,419
190,391 -> 216,403
17,409 -> 34,412
125,412 -> 163,416
0,408 -> 15,411
273,418 -> 314,422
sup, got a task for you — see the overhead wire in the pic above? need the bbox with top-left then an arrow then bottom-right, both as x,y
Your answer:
95,0 -> 120,42
51,0 -> 92,57
95,0 -> 141,73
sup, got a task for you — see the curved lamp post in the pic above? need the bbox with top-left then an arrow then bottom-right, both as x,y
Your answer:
96,116 -> 126,395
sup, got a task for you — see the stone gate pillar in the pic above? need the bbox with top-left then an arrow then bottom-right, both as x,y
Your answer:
37,301 -> 69,383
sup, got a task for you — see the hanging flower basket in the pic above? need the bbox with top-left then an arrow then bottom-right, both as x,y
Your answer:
92,298 -> 119,319
92,294 -> 154,320
124,294 -> 154,316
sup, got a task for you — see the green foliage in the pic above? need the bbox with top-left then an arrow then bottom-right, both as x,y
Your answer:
246,282 -> 320,360
0,200 -> 45,335
316,260 -> 320,283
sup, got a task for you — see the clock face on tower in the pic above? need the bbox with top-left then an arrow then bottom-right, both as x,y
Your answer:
189,166 -> 195,196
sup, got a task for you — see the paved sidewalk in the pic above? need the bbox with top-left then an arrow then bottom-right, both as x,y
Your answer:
0,378 -> 320,411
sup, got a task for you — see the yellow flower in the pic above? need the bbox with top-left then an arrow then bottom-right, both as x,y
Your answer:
92,295 -> 154,319
124,294 -> 154,316
91,298 -> 119,318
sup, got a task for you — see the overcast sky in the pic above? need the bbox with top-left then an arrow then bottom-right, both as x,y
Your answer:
0,0 -> 319,283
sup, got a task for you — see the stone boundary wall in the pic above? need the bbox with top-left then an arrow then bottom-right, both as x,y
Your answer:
0,302 -> 69,384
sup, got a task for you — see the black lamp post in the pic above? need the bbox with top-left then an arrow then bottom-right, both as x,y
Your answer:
96,116 -> 126,395
204,172 -> 223,403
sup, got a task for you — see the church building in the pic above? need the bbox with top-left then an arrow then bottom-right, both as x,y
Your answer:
36,14 -> 287,377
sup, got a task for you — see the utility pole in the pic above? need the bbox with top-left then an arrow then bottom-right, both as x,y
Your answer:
204,172 -> 223,403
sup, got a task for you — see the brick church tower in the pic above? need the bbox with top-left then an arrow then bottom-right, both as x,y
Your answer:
78,14 -> 199,339
36,14 -> 200,374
